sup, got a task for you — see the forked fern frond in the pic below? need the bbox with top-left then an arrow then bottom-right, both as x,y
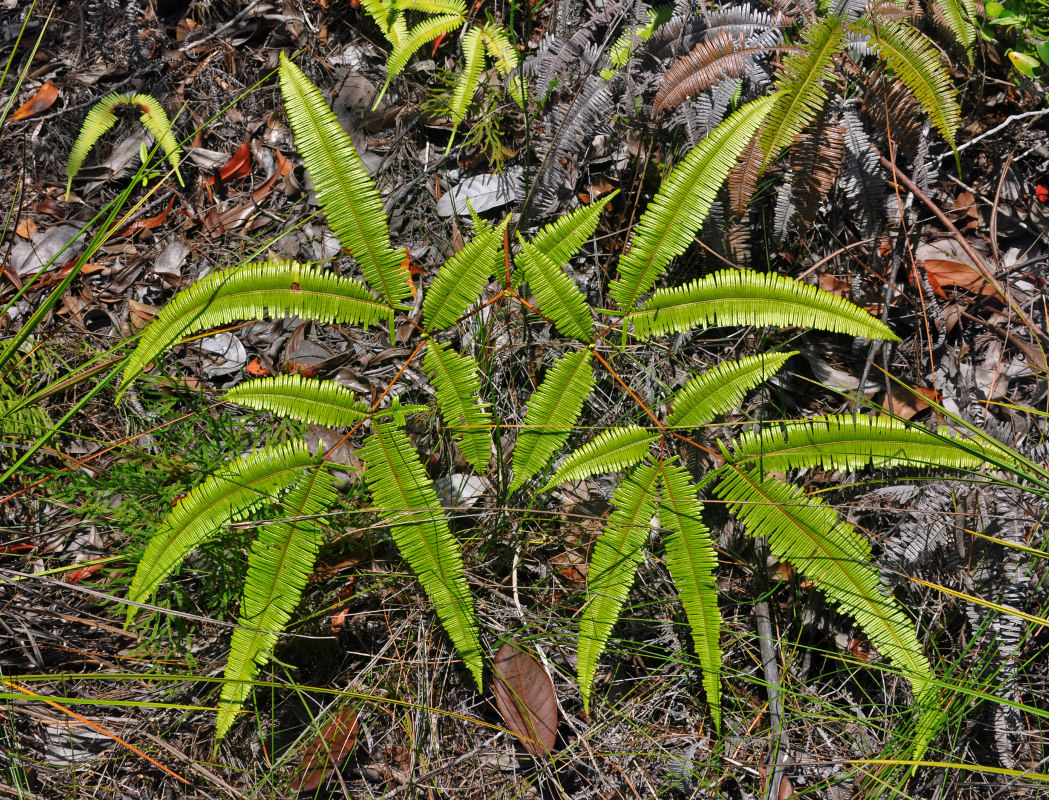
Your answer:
658,460 -> 722,730
517,235 -> 594,342
542,425 -> 659,491
530,193 -> 616,268
66,92 -> 183,197
853,17 -> 960,149
216,463 -> 336,741
715,467 -> 936,755
279,55 -> 411,305
120,261 -> 391,394
667,352 -> 795,429
726,415 -> 1000,473
610,96 -> 775,310
449,27 -> 485,132
578,460 -> 660,712
626,269 -> 899,341
423,341 -> 494,473
125,441 -> 320,624
759,16 -> 847,166
423,217 -> 508,331
362,423 -> 482,688
509,349 -> 596,493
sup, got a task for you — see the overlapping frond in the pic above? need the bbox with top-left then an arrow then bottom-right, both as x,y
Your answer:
578,460 -> 660,712
386,15 -> 465,83
760,16 -> 846,166
517,235 -> 594,341
610,97 -> 775,310
928,0 -> 976,58
854,17 -> 960,148
715,467 -> 936,755
423,341 -> 494,473
667,352 -> 795,429
279,55 -> 411,305
449,28 -> 485,131
726,415 -> 999,472
542,426 -> 659,490
225,376 -> 372,428
658,461 -> 722,730
362,423 -> 482,688
217,464 -> 336,741
627,269 -> 899,341
530,194 -> 616,269
480,24 -> 527,107
132,94 -> 184,184
121,261 -> 391,394
509,349 -> 596,492
125,441 -> 319,624
423,218 -> 507,331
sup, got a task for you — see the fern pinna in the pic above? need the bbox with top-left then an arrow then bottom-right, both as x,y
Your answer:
120,52 -> 996,756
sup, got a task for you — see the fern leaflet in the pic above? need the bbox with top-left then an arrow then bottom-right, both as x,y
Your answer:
530,193 -> 616,270
362,423 -> 482,688
668,352 -> 795,429
225,376 -> 372,428
279,55 -> 411,305
423,217 -> 508,331
517,234 -> 594,341
449,27 -> 485,131
480,24 -> 527,107
509,349 -> 596,492
423,341 -> 494,473
542,425 -> 659,491
386,15 -> 466,86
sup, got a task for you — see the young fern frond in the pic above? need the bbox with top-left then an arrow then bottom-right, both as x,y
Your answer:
480,24 -> 527,108
216,464 -> 336,742
423,341 -> 494,473
578,460 -> 660,712
279,55 -> 411,305
224,375 -> 421,430
362,423 -> 482,688
854,17 -> 960,151
759,16 -> 847,167
725,415 -> 999,473
509,349 -> 596,493
542,426 -> 659,491
929,0 -> 977,58
423,217 -> 508,331
393,0 -> 466,14
385,15 -> 466,89
530,193 -> 616,269
449,28 -> 485,133
715,467 -> 936,756
610,97 -> 775,311
66,92 -> 183,197
626,270 -> 900,341
517,235 -> 594,341
125,441 -> 320,625
667,352 -> 795,429
658,460 -> 722,731
120,261 -> 391,394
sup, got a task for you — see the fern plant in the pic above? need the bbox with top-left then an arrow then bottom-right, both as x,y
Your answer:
66,92 -> 183,198
117,52 -> 1004,757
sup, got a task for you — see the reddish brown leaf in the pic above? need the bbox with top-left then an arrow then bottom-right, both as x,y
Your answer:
11,81 -> 58,120
289,708 -> 359,792
35,196 -> 65,219
881,384 -> 938,420
117,197 -> 175,238
492,641 -> 558,757
218,140 -> 253,182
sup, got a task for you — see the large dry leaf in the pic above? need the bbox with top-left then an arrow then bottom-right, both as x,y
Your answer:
914,240 -> 996,296
12,81 -> 57,120
492,641 -> 558,757
289,708 -> 359,792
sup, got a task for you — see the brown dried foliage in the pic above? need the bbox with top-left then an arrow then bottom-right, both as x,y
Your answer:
861,76 -> 924,158
728,137 -> 766,217
791,112 -> 845,231
654,31 -> 755,116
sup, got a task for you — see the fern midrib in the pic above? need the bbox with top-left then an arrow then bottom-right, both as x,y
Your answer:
730,433 -> 978,466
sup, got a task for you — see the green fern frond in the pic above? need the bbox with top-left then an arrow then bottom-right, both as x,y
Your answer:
479,24 -> 527,107
216,463 -> 336,741
449,28 -> 485,130
715,467 -> 936,755
627,270 -> 899,341
667,352 -> 795,429
66,92 -> 183,197
854,17 -> 960,148
121,261 -> 392,394
760,16 -> 847,166
609,97 -> 775,310
509,349 -> 596,493
362,423 -> 482,688
542,425 -> 659,491
601,4 -> 675,77
360,0 -> 397,39
393,0 -> 467,14
726,415 -> 998,473
423,341 -> 494,473
224,376 -> 373,428
530,193 -> 616,270
279,55 -> 411,305
578,460 -> 660,712
125,441 -> 320,625
658,460 -> 722,731
928,0 -> 977,58
385,15 -> 465,87
423,219 -> 507,332
516,234 -> 594,342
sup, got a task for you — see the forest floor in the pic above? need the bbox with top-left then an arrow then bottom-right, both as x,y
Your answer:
2,0 -> 1049,798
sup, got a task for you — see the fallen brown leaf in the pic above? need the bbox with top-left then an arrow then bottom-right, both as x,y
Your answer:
11,81 -> 58,120
289,708 -> 359,792
492,641 -> 558,757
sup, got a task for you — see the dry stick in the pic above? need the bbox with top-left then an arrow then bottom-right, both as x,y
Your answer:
754,596 -> 790,800
879,154 -> 1049,349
